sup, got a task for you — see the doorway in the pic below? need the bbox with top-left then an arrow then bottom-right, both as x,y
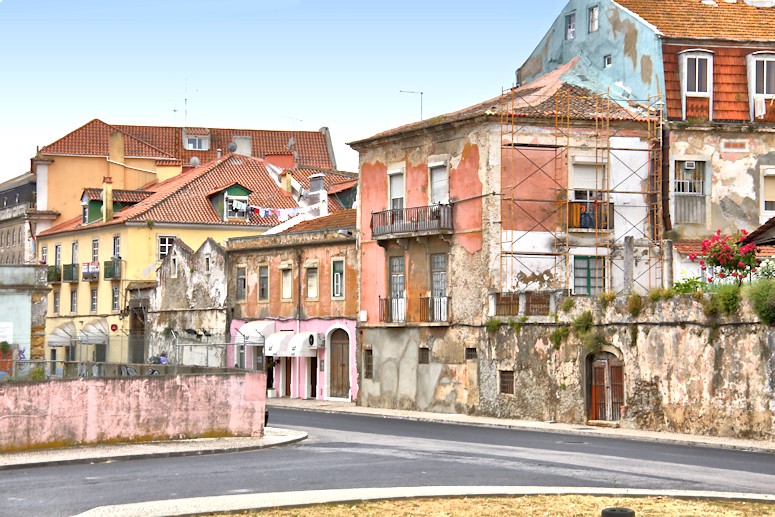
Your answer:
588,352 -> 624,421
284,357 -> 292,397
329,329 -> 350,399
309,357 -> 318,399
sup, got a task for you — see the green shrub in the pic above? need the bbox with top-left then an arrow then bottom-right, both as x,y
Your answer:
559,297 -> 575,313
746,279 -> 775,325
702,294 -> 721,318
673,276 -> 706,294
0,341 -> 10,354
581,330 -> 608,352
550,325 -> 570,350
599,291 -> 616,310
629,323 -> 639,346
571,311 -> 594,336
29,366 -> 46,381
485,318 -> 502,334
713,284 -> 741,315
627,293 -> 643,318
648,289 -> 663,303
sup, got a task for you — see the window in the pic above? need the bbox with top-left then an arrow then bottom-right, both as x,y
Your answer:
112,286 -> 120,311
41,246 -> 47,265
225,195 -> 249,220
332,259 -> 345,299
388,169 -> 404,212
307,267 -> 319,299
418,348 -> 430,364
465,347 -> 478,360
90,288 -> 98,313
499,370 -> 515,394
674,160 -> 707,224
752,54 -> 775,97
429,163 -> 449,204
236,266 -> 247,301
71,241 -> 78,264
574,256 -> 606,296
762,167 -> 775,217
588,5 -> 599,33
363,349 -> 373,379
158,236 -> 175,260
281,267 -> 292,300
55,244 -> 61,266
91,239 -> 99,262
205,254 -> 211,273
685,55 -> 711,95
82,204 -> 88,225
112,235 -> 120,259
390,256 -> 405,299
429,253 -> 448,321
186,136 -> 209,150
70,290 -> 77,313
604,55 -> 612,68
17,228 -> 22,246
565,13 -> 576,40
171,257 -> 178,279
53,291 -> 60,314
258,265 -> 269,301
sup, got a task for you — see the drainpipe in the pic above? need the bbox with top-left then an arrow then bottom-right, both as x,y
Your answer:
296,249 -> 302,334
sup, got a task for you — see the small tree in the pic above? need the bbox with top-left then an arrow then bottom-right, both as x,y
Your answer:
689,229 -> 757,285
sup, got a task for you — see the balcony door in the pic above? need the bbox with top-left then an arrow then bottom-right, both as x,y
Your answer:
389,256 -> 406,321
430,254 -> 447,321
389,170 -> 404,228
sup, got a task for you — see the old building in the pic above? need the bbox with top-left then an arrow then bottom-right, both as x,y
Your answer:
0,172 -> 57,265
227,209 -> 358,401
350,62 -> 658,414
0,265 -> 49,370
38,154 -> 356,370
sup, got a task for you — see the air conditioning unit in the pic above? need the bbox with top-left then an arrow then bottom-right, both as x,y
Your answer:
684,161 -> 696,170
308,333 -> 326,349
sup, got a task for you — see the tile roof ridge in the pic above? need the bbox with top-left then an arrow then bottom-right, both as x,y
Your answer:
107,122 -> 177,159
38,118 -> 108,155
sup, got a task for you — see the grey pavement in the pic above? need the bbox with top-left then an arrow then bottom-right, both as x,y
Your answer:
1,398 -> 774,516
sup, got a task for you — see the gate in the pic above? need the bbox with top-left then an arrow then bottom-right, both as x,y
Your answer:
589,353 -> 624,421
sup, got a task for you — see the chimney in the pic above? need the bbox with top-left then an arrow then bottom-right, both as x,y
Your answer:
102,176 -> 114,222
306,173 -> 328,217
281,169 -> 293,193
309,173 -> 325,193
108,131 -> 126,186
217,148 -> 222,158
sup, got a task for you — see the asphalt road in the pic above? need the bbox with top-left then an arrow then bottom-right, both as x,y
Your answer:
1,408 -> 773,516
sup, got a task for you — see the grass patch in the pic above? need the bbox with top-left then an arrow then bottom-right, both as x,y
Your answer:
484,318 -> 502,334
559,297 -> 575,313
627,293 -> 643,317
571,311 -> 594,335
599,291 -> 616,310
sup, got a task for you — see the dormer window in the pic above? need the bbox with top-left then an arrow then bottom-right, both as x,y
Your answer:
679,50 -> 714,120
225,194 -> 249,220
183,128 -> 211,151
187,137 -> 209,150
747,52 -> 775,120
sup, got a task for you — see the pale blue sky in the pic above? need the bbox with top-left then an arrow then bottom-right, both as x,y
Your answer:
0,0 -> 567,180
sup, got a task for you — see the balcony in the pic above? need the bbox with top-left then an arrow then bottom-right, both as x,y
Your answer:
568,201 -> 613,231
419,296 -> 450,323
62,264 -> 79,283
379,296 -> 406,324
103,260 -> 122,280
371,204 -> 453,239
82,262 -> 99,282
47,265 -> 61,283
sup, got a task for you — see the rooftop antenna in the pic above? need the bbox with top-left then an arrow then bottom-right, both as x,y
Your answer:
400,90 -> 424,120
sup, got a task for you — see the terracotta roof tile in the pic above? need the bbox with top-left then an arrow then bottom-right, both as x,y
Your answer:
615,0 -> 775,41
40,119 -> 176,159
280,209 -> 356,234
82,189 -> 153,203
184,127 -> 210,135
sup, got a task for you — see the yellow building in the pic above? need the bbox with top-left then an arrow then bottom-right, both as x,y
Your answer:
38,153 -> 357,371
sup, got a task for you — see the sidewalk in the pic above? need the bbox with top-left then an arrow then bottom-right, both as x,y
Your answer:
267,397 -> 775,453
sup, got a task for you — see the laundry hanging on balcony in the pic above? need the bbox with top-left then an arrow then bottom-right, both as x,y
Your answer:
229,200 -> 325,222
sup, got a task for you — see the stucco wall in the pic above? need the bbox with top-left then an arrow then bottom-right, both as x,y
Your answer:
0,372 -> 266,452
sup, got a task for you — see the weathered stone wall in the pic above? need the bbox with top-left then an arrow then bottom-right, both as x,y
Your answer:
0,372 -> 266,452
481,294 -> 775,439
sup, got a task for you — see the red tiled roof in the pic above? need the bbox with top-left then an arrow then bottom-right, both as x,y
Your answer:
156,159 -> 182,166
39,120 -> 336,169
184,127 -> 210,135
82,188 -> 153,203
674,239 -> 775,258
614,0 -> 775,41
281,209 -> 356,234
38,154 -> 351,237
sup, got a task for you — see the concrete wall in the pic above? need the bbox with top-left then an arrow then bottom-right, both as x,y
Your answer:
0,372 -> 266,452
0,265 -> 49,361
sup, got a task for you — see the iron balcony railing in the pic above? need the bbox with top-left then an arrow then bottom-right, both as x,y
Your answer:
379,296 -> 406,324
419,296 -> 450,323
62,264 -> 79,283
47,265 -> 62,283
82,262 -> 99,282
371,204 -> 453,238
104,260 -> 122,280
568,201 -> 613,230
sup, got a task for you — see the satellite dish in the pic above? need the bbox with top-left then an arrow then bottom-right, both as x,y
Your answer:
189,157 -> 200,167
227,142 -> 238,153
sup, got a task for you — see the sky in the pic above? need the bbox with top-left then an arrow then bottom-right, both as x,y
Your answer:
0,0 -> 566,181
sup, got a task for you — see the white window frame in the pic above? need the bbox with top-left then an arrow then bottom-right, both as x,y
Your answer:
186,136 -> 210,151
112,235 -> 120,259
671,157 -> 710,226
588,5 -> 599,33
258,265 -> 270,302
90,288 -> 98,313
55,244 -> 61,266
679,50 -> 714,121
748,52 -> 775,120
71,241 -> 78,265
306,266 -> 319,300
53,291 -> 60,314
70,289 -> 77,314
157,235 -> 175,260
604,54 -> 612,68
761,166 -> 775,223
565,12 -> 576,40
91,238 -> 99,263
428,161 -> 449,205
387,166 -> 405,212
41,246 -> 47,265
224,194 -> 249,221
331,258 -> 345,300
112,286 -> 120,312
236,265 -> 247,301
281,266 -> 293,301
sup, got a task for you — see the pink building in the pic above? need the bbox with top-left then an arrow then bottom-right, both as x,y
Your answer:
227,209 -> 358,401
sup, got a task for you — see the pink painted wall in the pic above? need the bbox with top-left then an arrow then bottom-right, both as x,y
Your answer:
0,372 -> 266,452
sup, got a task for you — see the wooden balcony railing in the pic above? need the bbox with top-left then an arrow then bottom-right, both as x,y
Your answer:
568,201 -> 613,230
62,264 -> 79,283
371,204 -> 453,239
103,260 -> 122,280
419,296 -> 450,323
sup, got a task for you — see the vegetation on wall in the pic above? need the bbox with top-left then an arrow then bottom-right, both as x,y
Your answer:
746,279 -> 775,326
599,291 -> 616,310
559,297 -> 575,313
627,293 -> 643,318
550,326 -> 570,350
485,318 -> 502,334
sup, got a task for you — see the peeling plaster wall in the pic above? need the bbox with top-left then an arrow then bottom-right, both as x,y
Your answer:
0,372 -> 266,452
518,0 -> 663,101
668,129 -> 775,239
0,265 -> 49,360
480,296 -> 774,439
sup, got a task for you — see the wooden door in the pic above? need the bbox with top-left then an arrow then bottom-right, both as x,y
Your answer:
590,353 -> 624,421
310,357 -> 318,399
284,358 -> 291,397
329,329 -> 350,399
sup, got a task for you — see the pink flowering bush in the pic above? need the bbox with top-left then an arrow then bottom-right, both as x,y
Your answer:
688,229 -> 757,284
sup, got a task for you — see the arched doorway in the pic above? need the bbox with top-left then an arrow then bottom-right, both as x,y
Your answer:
329,329 -> 350,399
587,352 -> 624,421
